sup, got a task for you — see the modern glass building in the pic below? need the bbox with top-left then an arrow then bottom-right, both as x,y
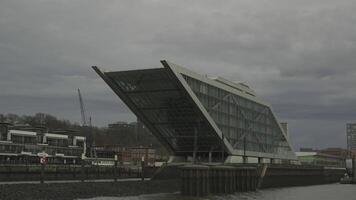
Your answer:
94,60 -> 297,163
347,123 -> 356,151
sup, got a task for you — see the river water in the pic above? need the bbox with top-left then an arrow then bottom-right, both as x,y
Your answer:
81,184 -> 356,200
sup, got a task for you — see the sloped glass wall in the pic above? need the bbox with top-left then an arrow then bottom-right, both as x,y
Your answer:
183,75 -> 293,157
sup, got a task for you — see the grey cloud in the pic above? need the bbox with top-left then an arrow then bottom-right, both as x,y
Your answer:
0,0 -> 355,150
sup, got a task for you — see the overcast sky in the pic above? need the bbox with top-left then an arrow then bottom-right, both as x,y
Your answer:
1,0 -> 356,150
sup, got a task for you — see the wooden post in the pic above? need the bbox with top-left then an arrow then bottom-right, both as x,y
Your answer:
114,155 -> 118,182
241,169 -> 246,192
237,168 -> 241,192
141,156 -> 145,181
81,160 -> 85,182
73,164 -> 76,178
353,155 -> 355,178
39,156 -> 47,184
40,163 -> 45,184
38,153 -> 47,184
97,164 -> 99,179
243,137 -> 247,164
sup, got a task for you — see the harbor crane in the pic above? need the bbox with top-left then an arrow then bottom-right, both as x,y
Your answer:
77,88 -> 96,158
78,88 -> 88,127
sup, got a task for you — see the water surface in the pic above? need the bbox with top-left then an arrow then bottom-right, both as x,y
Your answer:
80,184 -> 356,200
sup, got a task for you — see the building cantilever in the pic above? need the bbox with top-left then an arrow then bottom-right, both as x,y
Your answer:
94,60 -> 297,163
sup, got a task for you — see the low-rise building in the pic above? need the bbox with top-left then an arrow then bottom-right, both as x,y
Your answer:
296,151 -> 345,168
0,123 -> 86,164
317,148 -> 351,159
93,145 -> 158,166
129,146 -> 156,166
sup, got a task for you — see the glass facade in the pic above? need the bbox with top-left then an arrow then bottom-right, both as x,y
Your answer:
183,75 -> 293,157
107,69 -> 223,155
47,138 -> 69,147
347,123 -> 356,151
97,61 -> 297,161
11,135 -> 37,144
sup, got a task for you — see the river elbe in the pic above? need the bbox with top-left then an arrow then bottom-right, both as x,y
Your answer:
80,183 -> 356,200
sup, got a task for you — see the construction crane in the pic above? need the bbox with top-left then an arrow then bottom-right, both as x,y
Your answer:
78,88 -> 88,127
77,88 -> 96,158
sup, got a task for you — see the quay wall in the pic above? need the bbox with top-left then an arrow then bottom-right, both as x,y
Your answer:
260,165 -> 345,188
0,180 -> 180,200
177,164 -> 346,196
0,164 -> 157,182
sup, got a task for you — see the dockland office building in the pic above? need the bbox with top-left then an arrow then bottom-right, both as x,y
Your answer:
94,60 -> 297,164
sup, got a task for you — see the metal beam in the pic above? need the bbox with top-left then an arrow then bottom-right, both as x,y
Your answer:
125,88 -> 179,94
139,106 -> 192,111
161,60 -> 234,155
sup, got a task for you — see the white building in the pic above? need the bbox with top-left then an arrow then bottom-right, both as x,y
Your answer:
0,124 -> 86,164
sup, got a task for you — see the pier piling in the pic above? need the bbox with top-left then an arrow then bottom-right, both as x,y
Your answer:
180,165 -> 258,196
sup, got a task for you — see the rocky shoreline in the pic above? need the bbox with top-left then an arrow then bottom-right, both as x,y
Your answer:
0,180 -> 180,200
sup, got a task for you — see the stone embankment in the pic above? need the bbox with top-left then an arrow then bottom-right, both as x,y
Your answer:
0,180 -> 180,200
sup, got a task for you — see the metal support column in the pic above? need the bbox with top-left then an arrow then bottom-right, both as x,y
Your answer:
193,127 -> 198,163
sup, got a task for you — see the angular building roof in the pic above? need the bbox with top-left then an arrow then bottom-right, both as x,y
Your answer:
93,60 -> 297,161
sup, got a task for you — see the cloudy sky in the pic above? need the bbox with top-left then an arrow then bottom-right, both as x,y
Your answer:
1,0 -> 356,150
